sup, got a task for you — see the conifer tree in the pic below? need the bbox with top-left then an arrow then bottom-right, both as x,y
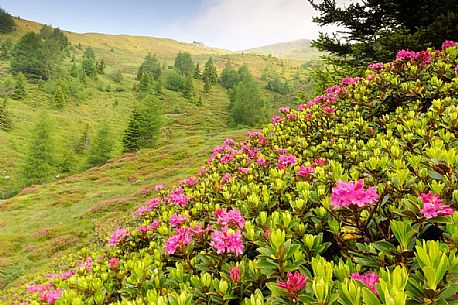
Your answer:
183,75 -> 194,100
174,52 -> 194,76
202,57 -> 218,93
0,98 -> 12,131
0,7 -> 15,34
0,38 -> 13,59
81,47 -> 97,76
51,81 -> 69,109
220,63 -> 239,89
123,108 -> 142,153
193,63 -> 201,79
96,59 -> 106,74
75,124 -> 90,154
11,32 -> 47,80
137,94 -> 162,148
12,72 -> 26,100
137,53 -> 161,80
21,113 -> 57,186
86,123 -> 114,167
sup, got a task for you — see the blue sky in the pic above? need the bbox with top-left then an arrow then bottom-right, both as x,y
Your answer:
1,0 -> 330,50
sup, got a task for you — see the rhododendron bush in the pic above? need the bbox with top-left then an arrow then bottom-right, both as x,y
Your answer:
2,42 -> 458,305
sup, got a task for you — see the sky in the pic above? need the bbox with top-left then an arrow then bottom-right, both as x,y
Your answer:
0,0 -> 335,50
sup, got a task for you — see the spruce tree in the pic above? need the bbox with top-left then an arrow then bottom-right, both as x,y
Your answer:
0,98 -> 12,131
86,123 -> 114,167
137,53 -> 161,80
12,72 -> 26,100
220,63 -> 239,89
81,47 -> 97,76
137,94 -> 162,148
11,32 -> 47,80
193,63 -> 201,79
0,38 -> 13,59
96,59 -> 106,74
202,57 -> 218,93
21,113 -> 57,186
0,7 -> 15,34
123,108 -> 142,153
183,75 -> 194,100
75,124 -> 90,154
174,52 -> 194,76
50,81 -> 69,109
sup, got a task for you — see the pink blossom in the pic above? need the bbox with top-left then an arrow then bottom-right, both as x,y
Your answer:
136,198 -> 160,216
238,167 -> 249,174
164,228 -> 193,254
108,228 -> 129,247
186,177 -> 198,186
442,40 -> 456,51
257,158 -> 266,165
341,76 -> 360,86
230,266 -> 241,283
46,270 -> 75,280
215,209 -> 245,229
109,258 -> 120,270
278,154 -> 297,167
155,184 -> 164,191
277,271 -> 307,297
138,220 -> 161,233
351,272 -> 379,294
366,74 -> 376,81
313,158 -> 326,166
199,167 -> 208,176
27,283 -> 54,294
210,227 -> 244,255
77,257 -> 93,272
170,213 -> 189,228
298,104 -> 306,111
368,62 -> 384,70
259,137 -> 268,145
188,223 -> 211,235
169,187 -> 190,206
306,113 -> 313,120
297,166 -> 315,177
247,130 -> 263,138
288,113 -> 298,120
396,49 -> 418,61
222,173 -> 231,183
331,180 -> 379,208
322,106 -> 335,114
272,115 -> 282,124
278,106 -> 290,113
39,289 -> 62,304
420,192 -> 454,219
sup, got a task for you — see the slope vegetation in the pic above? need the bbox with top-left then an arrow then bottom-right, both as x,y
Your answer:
3,42 -> 458,304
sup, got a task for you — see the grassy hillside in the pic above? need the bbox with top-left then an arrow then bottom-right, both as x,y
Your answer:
243,39 -> 320,61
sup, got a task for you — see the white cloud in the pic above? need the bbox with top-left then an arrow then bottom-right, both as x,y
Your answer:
164,0 -> 332,50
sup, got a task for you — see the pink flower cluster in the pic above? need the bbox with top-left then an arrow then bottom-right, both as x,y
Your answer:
136,198 -> 160,216
164,228 -> 193,254
420,192 -> 454,219
277,271 -> 307,297
186,177 -> 198,186
210,227 -> 244,255
272,115 -> 282,124
368,62 -> 384,70
278,154 -> 297,169
442,40 -> 456,52
278,106 -> 290,113
351,272 -> 379,294
108,228 -> 129,247
77,257 -> 93,272
396,50 -> 432,67
45,270 -> 75,280
331,179 -> 379,208
297,166 -> 314,177
215,209 -> 245,229
138,220 -> 161,233
341,76 -> 361,86
230,266 -> 241,283
170,213 -> 188,228
27,284 -> 62,304
109,257 -> 120,270
155,184 -> 164,191
169,187 -> 189,206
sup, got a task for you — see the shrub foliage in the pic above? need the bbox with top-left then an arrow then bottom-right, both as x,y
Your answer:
3,42 -> 458,305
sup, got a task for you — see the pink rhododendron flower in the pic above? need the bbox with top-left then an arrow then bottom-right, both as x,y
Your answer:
396,49 -> 418,60
210,227 -> 244,255
351,272 -> 379,294
287,113 -> 298,120
186,177 -> 198,186
77,257 -> 93,272
109,258 -> 120,270
199,167 -> 208,176
238,167 -> 249,174
155,184 -> 164,191
257,157 -> 266,165
278,154 -> 297,167
108,228 -> 129,247
137,198 -> 160,216
306,113 -> 313,120
442,40 -> 456,51
138,220 -> 161,233
298,104 -> 306,111
277,271 -> 307,297
39,289 -> 62,304
272,115 -> 282,124
230,266 -> 241,283
169,187 -> 190,206
313,158 -> 326,166
188,223 -> 211,235
322,106 -> 336,114
331,180 -> 379,208
278,106 -> 290,113
164,228 -> 193,254
46,270 -> 75,280
368,62 -> 384,70
222,173 -> 231,183
341,76 -> 360,86
215,209 -> 245,228
420,192 -> 454,219
170,213 -> 189,228
297,166 -> 315,177
27,283 -> 54,294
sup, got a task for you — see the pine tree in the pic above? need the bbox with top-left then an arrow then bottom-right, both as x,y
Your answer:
81,47 -> 97,76
50,81 -> 69,109
96,59 -> 106,74
193,63 -> 201,79
137,94 -> 162,148
0,98 -> 12,131
0,38 -> 13,59
183,75 -> 194,100
123,108 -> 142,153
21,113 -> 57,186
220,63 -> 239,89
12,72 -> 26,100
75,124 -> 90,154
174,52 -> 194,76
11,32 -> 48,80
0,7 -> 15,34
202,57 -> 218,93
138,73 -> 154,94
86,123 -> 114,167
137,53 -> 161,80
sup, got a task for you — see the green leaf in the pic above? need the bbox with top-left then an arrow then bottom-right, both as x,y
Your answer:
362,287 -> 381,305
